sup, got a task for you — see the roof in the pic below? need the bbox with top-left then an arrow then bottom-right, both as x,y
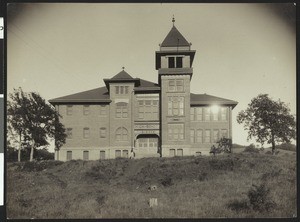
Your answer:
134,79 -> 160,92
49,86 -> 110,104
103,70 -> 140,89
161,26 -> 190,47
190,93 -> 238,108
111,70 -> 134,80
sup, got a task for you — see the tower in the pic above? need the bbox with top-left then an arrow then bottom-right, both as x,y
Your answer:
156,17 -> 196,157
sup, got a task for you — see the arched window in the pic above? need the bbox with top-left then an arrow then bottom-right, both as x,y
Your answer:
116,127 -> 128,141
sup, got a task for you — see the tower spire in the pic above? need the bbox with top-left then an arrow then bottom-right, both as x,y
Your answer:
172,15 -> 175,26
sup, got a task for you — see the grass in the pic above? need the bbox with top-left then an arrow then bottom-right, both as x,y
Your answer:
7,151 -> 296,219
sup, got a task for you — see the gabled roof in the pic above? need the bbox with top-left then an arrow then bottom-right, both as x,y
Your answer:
49,86 -> 110,104
190,93 -> 238,108
161,26 -> 190,47
111,70 -> 134,80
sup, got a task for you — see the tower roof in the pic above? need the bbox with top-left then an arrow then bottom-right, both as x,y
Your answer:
161,26 -> 190,47
111,70 -> 134,80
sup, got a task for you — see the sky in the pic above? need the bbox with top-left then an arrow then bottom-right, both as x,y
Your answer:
7,3 -> 296,151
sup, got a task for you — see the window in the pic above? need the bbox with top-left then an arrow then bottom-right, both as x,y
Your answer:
66,105 -> 73,115
177,149 -> 183,156
168,56 -> 183,68
116,86 -> 129,94
169,149 -> 175,157
168,80 -> 184,92
213,130 -> 219,142
196,108 -> 203,121
205,130 -> 211,143
196,130 -> 203,143
100,151 -> 105,160
195,152 -> 202,156
120,86 -> 124,94
168,57 -> 175,68
168,124 -> 184,141
221,107 -> 227,121
66,128 -> 73,139
205,107 -> 211,121
115,150 -> 121,158
212,108 -> 219,121
190,108 -> 195,121
221,129 -> 228,138
138,100 -> 159,120
116,127 -> 128,141
83,105 -> 89,115
190,129 -> 195,143
125,86 -> 129,94
83,151 -> 89,160
116,102 -> 128,118
66,151 -> 72,161
122,150 -> 129,158
83,127 -> 90,139
168,97 -> 184,116
100,127 -> 106,138
176,57 -> 183,68
100,105 -> 106,116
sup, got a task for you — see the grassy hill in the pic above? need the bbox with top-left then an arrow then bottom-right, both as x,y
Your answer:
7,151 -> 296,219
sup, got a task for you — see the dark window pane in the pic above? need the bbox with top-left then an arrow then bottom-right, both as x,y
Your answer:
168,57 -> 175,68
176,57 -> 183,68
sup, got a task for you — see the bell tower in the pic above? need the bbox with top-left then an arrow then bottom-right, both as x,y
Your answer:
156,17 -> 196,157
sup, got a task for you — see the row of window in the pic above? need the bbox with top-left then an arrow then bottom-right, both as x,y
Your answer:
190,129 -> 228,144
66,149 -> 129,161
169,149 -> 183,157
115,86 -> 130,95
65,104 -> 227,121
191,107 -> 227,121
66,105 -> 107,116
138,100 -> 159,119
66,127 -> 128,141
137,138 -> 158,148
168,80 -> 184,92
168,96 -> 184,116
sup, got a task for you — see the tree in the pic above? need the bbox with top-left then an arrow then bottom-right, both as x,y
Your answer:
237,94 -> 296,154
7,88 -> 67,161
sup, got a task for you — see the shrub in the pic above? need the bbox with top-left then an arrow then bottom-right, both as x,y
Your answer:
227,199 -> 250,212
160,177 -> 173,187
209,158 -> 234,171
21,160 -> 63,172
247,184 -> 276,212
198,172 -> 208,181
243,144 -> 259,153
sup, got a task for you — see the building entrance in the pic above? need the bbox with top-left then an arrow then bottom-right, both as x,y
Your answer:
135,135 -> 159,158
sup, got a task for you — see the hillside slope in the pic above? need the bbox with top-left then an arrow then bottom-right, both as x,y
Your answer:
7,152 -> 296,219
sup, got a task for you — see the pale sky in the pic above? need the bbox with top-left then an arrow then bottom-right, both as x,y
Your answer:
7,3 -> 296,151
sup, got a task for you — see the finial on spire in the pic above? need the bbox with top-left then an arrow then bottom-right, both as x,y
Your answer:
122,66 -> 125,70
172,15 -> 175,26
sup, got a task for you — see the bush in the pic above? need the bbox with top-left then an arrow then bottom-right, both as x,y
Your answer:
243,144 -> 259,153
247,184 -> 276,212
227,199 -> 250,212
21,160 -> 63,172
160,177 -> 173,187
209,158 -> 234,171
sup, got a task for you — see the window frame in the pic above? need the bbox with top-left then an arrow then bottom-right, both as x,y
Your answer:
100,127 -> 106,138
83,127 -> 90,139
83,105 -> 90,115
116,127 -> 128,141
66,105 -> 73,116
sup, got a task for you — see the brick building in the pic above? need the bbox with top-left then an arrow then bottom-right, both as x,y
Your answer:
49,20 -> 238,161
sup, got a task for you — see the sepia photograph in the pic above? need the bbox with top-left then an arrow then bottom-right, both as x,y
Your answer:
6,3 -> 296,219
